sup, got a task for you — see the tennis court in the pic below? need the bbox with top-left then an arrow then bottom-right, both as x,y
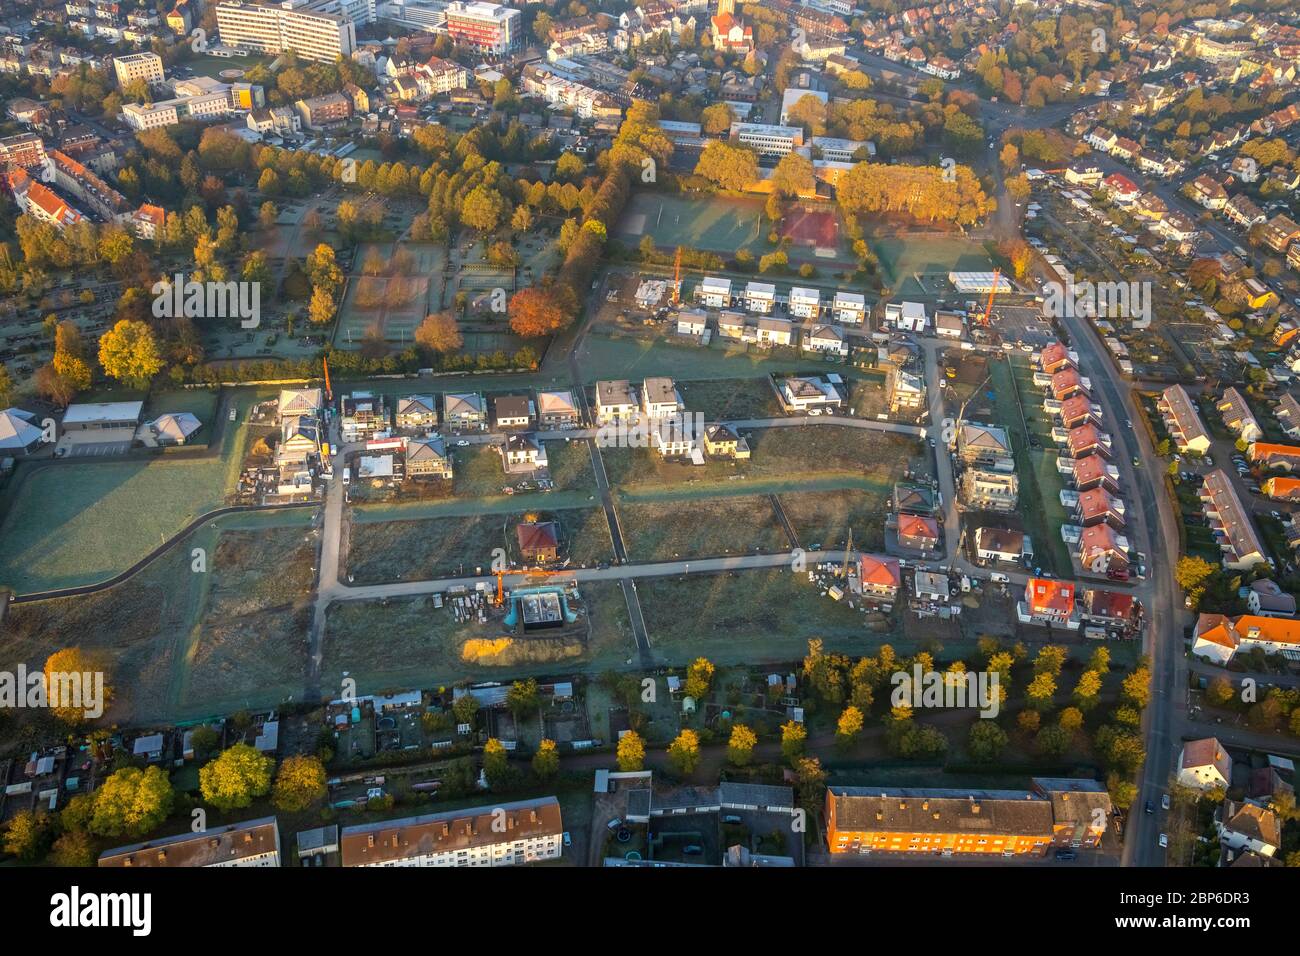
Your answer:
782,204 -> 840,253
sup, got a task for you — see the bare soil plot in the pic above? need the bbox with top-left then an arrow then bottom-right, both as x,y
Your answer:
618,495 -> 787,561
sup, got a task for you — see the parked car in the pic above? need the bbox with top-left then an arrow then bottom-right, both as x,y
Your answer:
1159,833 -> 1168,848
563,831 -> 572,847
1161,794 -> 1170,811
1054,849 -> 1078,862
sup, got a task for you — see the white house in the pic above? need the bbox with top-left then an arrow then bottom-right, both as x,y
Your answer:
832,291 -> 866,325
699,276 -> 732,308
745,281 -> 776,314
788,286 -> 820,319
884,300 -> 928,333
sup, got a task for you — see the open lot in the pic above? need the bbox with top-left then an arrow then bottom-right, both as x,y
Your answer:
176,522 -> 315,716
614,192 -> 769,258
322,580 -> 636,693
676,378 -> 784,419
347,507 -> 614,583
776,487 -> 892,552
866,232 -> 996,292
0,512 -> 314,725
619,495 -> 788,561
603,425 -> 920,495
638,569 -> 887,666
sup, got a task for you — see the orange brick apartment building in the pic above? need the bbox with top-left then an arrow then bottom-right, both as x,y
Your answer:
826,780 -> 1110,857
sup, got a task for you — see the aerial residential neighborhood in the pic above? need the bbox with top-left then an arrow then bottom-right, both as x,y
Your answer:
0,0 -> 1294,924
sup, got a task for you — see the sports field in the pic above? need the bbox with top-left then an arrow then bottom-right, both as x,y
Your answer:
335,241 -> 443,348
615,192 -> 767,255
866,233 -> 996,294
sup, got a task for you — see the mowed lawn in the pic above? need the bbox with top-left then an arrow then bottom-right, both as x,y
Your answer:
0,390 -> 253,594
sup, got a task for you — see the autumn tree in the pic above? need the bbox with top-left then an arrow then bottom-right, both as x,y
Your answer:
617,730 -> 645,772
460,185 -> 509,233
684,657 -> 715,700
308,286 -> 335,325
771,152 -> 815,198
968,720 -> 1008,761
90,766 -> 174,837
1027,672 -> 1057,711
728,724 -> 757,766
781,719 -> 807,762
415,311 -> 463,353
694,140 -> 760,191
452,692 -> 479,726
483,738 -> 509,785
3,810 -> 50,861
507,284 -> 574,337
271,755 -> 327,812
836,705 -> 865,747
532,738 -> 560,780
667,729 -> 700,775
44,647 -> 110,725
98,319 -> 163,389
199,743 -> 274,812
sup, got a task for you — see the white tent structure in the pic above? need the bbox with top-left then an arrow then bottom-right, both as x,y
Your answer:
149,412 -> 202,445
0,408 -> 42,454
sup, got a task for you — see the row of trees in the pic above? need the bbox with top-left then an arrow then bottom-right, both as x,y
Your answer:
2,744 -> 327,865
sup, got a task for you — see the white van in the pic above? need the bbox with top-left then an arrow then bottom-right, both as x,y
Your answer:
990,572 -> 1010,584
342,467 -> 351,486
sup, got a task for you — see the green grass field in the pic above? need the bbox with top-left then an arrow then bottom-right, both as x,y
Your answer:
866,232 -> 995,292
0,390 -> 260,594
615,192 -> 768,256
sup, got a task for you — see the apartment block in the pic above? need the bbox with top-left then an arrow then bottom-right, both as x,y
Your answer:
216,1 -> 357,63
341,797 -> 562,867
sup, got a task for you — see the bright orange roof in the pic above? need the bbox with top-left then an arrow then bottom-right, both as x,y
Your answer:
1233,615 -> 1300,646
1026,577 -> 1074,614
859,554 -> 901,587
898,514 -> 939,540
1250,442 -> 1300,459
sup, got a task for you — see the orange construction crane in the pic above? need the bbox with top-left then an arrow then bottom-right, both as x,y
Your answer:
322,353 -> 333,402
978,268 -> 1002,327
671,246 -> 682,306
